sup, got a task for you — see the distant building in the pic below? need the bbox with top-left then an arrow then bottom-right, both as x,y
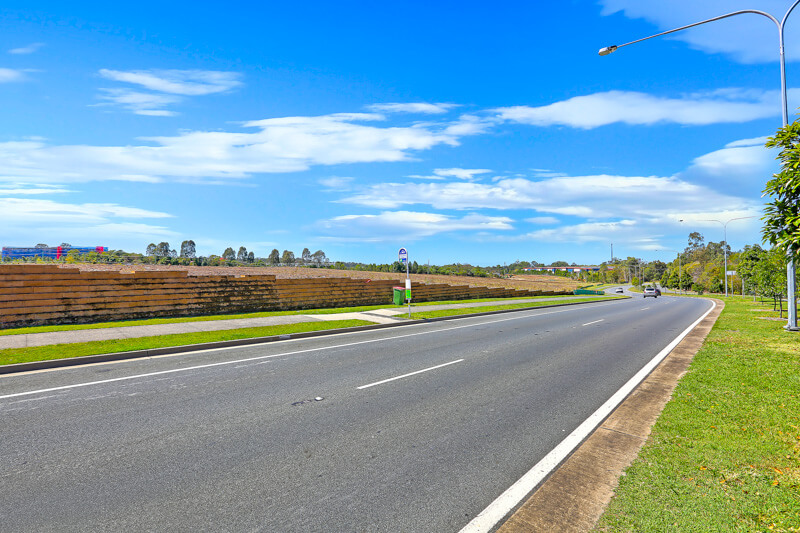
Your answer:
524,265 -> 608,273
1,246 -> 108,260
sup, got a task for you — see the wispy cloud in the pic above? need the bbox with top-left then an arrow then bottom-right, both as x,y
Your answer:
319,176 -> 355,191
0,68 -> 27,83
98,69 -> 243,95
495,89 -> 788,129
0,112 -> 469,183
0,197 -> 176,246
96,69 -> 243,116
0,183 -> 71,195
8,43 -> 44,55
367,102 -> 459,114
95,89 -> 181,116
318,211 -> 514,241
433,168 -> 492,181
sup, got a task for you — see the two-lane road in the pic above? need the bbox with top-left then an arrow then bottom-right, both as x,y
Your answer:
0,295 -> 712,532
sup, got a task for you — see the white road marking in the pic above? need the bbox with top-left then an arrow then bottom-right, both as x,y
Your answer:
641,307 -> 650,311
357,359 -> 464,390
582,319 -> 604,326
459,299 -> 717,533
0,300 -> 624,401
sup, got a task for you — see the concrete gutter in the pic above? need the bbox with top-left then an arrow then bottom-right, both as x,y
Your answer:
0,297 -> 622,375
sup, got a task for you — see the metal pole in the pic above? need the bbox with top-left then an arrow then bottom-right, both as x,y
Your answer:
724,223 -> 728,297
600,0 -> 800,327
406,255 -> 411,319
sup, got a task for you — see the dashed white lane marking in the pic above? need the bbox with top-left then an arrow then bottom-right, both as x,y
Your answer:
1,301 -> 625,401
357,359 -> 464,390
582,319 -> 604,326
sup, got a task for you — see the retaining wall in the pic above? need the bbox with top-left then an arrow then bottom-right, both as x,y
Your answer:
0,265 -> 568,328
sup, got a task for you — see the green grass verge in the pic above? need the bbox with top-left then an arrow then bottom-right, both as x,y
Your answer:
594,297 -> 800,532
0,296 -> 574,336
0,320 -> 370,366
410,296 -> 619,319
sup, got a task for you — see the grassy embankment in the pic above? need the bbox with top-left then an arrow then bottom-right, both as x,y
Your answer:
595,296 -> 800,532
0,295 -> 620,366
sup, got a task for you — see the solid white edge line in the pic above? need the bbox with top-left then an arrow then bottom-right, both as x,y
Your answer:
357,359 -> 464,390
1,301 -> 624,401
582,319 -> 604,326
458,299 -> 716,533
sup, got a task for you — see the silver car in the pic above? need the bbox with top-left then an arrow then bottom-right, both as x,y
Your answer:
643,287 -> 658,298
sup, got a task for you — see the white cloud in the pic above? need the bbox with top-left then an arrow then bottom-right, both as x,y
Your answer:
0,198 -> 176,246
677,136 -> 776,194
433,168 -> 492,181
319,176 -> 355,191
341,173 -> 757,220
0,184 -> 71,195
95,89 -> 181,116
8,43 -> 44,55
0,113 -> 468,184
0,68 -> 26,83
96,69 -> 243,115
367,102 -> 459,114
98,69 -> 243,95
318,211 -> 514,241
495,89 -> 788,129
598,0 -> 795,64
526,216 -> 560,225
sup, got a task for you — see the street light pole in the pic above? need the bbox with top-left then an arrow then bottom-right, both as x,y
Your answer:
701,216 -> 756,297
600,1 -> 800,329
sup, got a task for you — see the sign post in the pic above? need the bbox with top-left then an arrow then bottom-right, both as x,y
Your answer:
399,248 -> 411,318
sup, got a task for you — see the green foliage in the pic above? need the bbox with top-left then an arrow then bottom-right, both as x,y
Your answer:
764,122 -> 800,259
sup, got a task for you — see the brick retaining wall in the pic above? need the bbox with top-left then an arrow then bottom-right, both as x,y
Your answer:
0,265 -> 567,328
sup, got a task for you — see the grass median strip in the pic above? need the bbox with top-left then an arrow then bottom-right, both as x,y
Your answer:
594,297 -> 800,532
0,296 -> 577,337
0,320 -> 370,366
410,296 -> 619,319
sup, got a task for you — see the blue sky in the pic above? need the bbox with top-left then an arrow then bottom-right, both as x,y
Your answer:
2,0 -> 800,265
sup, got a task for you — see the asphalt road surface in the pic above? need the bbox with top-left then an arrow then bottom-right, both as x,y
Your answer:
0,295 -> 712,532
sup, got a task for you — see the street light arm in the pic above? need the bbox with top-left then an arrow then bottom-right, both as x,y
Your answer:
599,9 -> 779,56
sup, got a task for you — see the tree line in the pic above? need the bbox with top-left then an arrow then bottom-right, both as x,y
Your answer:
141,241 -> 330,267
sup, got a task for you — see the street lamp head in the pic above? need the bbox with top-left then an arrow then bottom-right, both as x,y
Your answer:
598,45 -> 618,56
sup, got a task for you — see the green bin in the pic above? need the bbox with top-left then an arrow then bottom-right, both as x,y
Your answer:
393,286 -> 404,305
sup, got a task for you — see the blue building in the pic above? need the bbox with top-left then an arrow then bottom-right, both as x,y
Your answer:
2,246 -> 108,260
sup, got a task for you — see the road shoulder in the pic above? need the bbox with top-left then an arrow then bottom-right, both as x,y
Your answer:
496,298 -> 724,532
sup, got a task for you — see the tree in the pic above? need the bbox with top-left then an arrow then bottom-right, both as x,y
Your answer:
180,240 -> 196,259
247,251 -> 255,263
268,249 -> 281,265
237,246 -> 248,262
311,250 -> 327,265
301,248 -> 311,264
764,122 -> 800,258
687,232 -> 705,252
222,247 -> 235,261
281,250 -> 295,265
34,243 -> 49,248
146,243 -> 157,256
154,242 -> 174,259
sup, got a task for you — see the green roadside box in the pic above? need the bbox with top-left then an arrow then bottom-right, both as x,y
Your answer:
393,286 -> 404,305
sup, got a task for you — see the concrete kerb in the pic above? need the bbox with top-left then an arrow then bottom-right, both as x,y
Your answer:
495,297 -> 724,533
0,296 -> 624,375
